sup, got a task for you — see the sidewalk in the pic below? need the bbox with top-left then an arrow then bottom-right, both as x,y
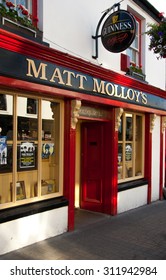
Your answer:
1,200 -> 166,260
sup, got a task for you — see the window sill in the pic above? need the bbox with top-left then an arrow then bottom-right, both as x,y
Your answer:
118,178 -> 148,192
0,15 -> 44,44
126,70 -> 147,83
0,196 -> 68,224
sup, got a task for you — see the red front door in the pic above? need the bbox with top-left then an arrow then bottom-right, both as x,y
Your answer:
80,122 -> 104,212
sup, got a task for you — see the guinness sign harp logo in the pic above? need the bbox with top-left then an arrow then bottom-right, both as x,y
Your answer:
101,10 -> 136,53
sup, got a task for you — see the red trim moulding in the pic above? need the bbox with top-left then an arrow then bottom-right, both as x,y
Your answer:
145,114 -> 152,204
32,0 -> 38,27
63,100 -> 76,231
0,29 -> 166,99
159,121 -> 164,199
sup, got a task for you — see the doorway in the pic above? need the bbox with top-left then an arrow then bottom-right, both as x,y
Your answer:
75,120 -> 111,213
80,122 -> 104,212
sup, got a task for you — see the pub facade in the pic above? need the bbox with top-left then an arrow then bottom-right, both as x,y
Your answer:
0,0 -> 166,254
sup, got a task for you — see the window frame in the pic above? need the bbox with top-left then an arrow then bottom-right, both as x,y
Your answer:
0,92 -> 64,210
0,0 -> 38,27
127,16 -> 142,67
118,111 -> 145,183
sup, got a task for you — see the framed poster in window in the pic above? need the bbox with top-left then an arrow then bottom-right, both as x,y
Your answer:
10,181 -> 26,201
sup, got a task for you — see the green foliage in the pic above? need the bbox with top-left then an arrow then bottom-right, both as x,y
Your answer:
146,19 -> 166,59
129,64 -> 143,74
0,1 -> 36,30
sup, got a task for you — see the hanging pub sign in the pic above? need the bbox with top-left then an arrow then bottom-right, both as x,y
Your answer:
101,10 -> 136,53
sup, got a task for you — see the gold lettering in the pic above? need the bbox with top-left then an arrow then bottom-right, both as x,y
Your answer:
26,59 -> 47,80
105,83 -> 114,96
141,93 -> 148,104
120,86 -> 127,99
76,74 -> 87,89
63,70 -> 75,86
134,91 -> 141,102
114,84 -> 122,97
50,68 -> 65,84
93,78 -> 106,94
127,89 -> 135,100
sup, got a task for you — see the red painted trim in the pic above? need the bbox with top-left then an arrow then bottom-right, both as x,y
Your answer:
159,120 -> 164,199
110,110 -> 118,215
63,100 -> 76,231
32,0 -> 38,27
145,114 -> 152,203
165,131 -> 166,188
0,29 -> 166,99
103,110 -> 117,215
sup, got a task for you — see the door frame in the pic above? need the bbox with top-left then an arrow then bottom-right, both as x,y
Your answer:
75,114 -> 118,216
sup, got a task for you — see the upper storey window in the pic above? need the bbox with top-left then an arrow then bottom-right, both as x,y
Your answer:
12,0 -> 32,16
0,0 -> 37,27
126,15 -> 145,81
127,17 -> 141,66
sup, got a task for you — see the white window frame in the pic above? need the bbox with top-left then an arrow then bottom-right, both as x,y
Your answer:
127,19 -> 140,65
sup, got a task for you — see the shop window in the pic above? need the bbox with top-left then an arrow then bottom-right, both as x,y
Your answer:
0,93 -> 63,207
0,94 -> 7,111
35,100 -> 62,197
118,112 -> 144,182
27,98 -> 37,114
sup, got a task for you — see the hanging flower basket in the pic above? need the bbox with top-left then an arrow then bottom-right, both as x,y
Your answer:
146,14 -> 166,59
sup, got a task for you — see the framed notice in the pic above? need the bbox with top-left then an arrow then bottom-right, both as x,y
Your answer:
20,142 -> 35,168
10,181 -> 26,201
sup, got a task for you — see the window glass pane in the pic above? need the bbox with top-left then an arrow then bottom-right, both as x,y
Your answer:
10,0 -> 28,7
16,96 -> 38,201
131,21 -> 139,49
40,100 -> 60,196
118,144 -> 123,180
1,0 -> 32,17
118,111 -> 144,182
126,114 -> 133,141
132,36 -> 138,50
118,116 -> 123,141
135,115 -> 143,176
127,20 -> 139,65
125,143 -> 133,178
0,94 -> 13,204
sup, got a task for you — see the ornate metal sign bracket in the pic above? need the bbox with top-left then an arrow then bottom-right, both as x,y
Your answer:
92,1 -> 123,59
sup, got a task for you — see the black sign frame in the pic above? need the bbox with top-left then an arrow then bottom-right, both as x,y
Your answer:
101,10 -> 136,53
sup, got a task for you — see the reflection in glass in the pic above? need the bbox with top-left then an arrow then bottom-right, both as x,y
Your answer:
125,143 -> 132,161
118,117 -> 123,141
0,94 -> 13,203
41,101 -> 60,196
118,144 -> 123,180
27,98 -> 37,114
0,94 -> 7,110
126,114 -> 133,141
125,144 -> 133,178
16,96 -> 38,200
135,115 -> 143,176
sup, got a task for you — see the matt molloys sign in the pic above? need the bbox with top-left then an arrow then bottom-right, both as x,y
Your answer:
101,10 -> 136,53
0,48 -> 166,111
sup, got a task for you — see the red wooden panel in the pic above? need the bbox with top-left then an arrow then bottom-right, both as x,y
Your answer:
81,122 -> 103,212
